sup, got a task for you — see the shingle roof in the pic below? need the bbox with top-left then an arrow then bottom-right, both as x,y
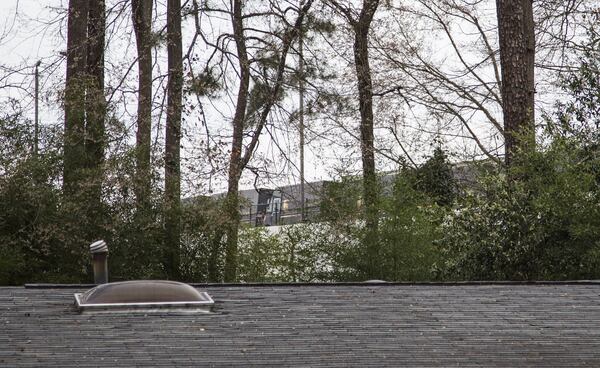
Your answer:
2,282 -> 600,367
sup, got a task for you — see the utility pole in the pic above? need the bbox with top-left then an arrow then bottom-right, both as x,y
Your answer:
298,0 -> 305,222
34,60 -> 41,156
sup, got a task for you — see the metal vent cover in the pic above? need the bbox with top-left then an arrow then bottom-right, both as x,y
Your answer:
74,280 -> 214,313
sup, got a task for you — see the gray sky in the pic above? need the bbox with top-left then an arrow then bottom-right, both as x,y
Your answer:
0,0 -> 594,195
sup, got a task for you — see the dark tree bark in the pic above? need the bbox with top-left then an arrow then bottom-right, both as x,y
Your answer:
354,0 -> 380,279
64,0 -> 89,197
85,0 -> 105,171
164,0 -> 183,279
330,0 -> 380,279
496,0 -> 535,166
132,0 -> 153,211
221,0 -> 251,283
85,0 -> 106,232
523,0 -> 535,131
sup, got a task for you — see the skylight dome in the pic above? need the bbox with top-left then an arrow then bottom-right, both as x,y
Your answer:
74,280 -> 213,312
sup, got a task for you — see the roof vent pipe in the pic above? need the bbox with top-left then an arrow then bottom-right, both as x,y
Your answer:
90,240 -> 108,284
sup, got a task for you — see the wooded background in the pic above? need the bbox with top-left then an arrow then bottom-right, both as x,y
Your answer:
1,0 -> 599,284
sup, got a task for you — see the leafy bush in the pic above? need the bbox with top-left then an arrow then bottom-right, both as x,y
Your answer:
0,116 -> 88,284
316,169 -> 445,281
236,227 -> 284,282
439,141 -> 600,280
412,147 -> 457,206
377,175 -> 443,280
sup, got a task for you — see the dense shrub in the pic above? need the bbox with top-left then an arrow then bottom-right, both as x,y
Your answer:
439,141 -> 600,280
412,147 -> 457,206
377,175 -> 443,280
314,169 -> 445,281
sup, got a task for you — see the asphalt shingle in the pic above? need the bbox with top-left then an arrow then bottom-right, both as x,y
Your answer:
1,283 -> 600,367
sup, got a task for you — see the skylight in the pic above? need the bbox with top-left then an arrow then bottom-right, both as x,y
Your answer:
74,280 -> 214,313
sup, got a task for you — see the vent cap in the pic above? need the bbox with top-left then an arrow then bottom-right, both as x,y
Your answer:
90,240 -> 108,254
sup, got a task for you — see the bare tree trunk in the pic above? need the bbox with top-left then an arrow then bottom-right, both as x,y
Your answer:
207,225 -> 224,281
222,181 -> 242,282
220,0 -> 314,282
347,0 -> 380,279
222,0 -> 251,283
329,0 -> 380,278
64,0 -> 89,197
298,0 -> 306,222
132,0 -> 153,212
523,0 -> 535,133
496,0 -> 535,166
164,0 -> 183,279
85,0 -> 106,240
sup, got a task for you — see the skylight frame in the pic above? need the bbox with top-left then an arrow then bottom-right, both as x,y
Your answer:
74,291 -> 214,312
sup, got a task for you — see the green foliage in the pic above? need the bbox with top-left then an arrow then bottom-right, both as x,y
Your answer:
278,223 -> 344,282
0,109 -> 166,285
0,111 -> 87,284
317,172 -> 443,281
552,26 -> 600,144
234,223 -> 362,282
180,196 -> 224,282
0,155 -> 79,284
236,227 -> 283,282
412,147 -> 457,206
439,142 -> 600,280
244,79 -> 286,127
319,177 -> 362,221
439,25 -> 600,281
305,13 -> 336,34
377,175 -> 443,280
281,222 -> 387,282
100,151 -> 165,281
5,33 -> 600,286
186,67 -> 221,98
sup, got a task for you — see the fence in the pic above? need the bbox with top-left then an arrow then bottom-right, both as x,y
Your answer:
240,204 -> 320,227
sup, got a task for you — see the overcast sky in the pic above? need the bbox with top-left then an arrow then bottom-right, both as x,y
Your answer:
0,0 -> 595,195
0,0 -> 334,195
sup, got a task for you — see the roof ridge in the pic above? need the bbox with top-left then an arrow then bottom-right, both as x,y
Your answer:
22,280 -> 600,289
